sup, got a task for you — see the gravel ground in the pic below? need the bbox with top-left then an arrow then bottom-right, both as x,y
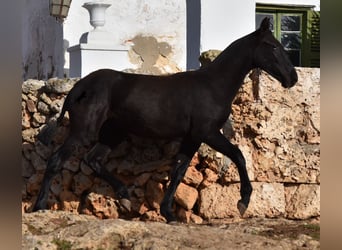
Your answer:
22,211 -> 320,250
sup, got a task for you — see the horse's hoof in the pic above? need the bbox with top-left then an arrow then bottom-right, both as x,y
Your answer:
237,200 -> 247,216
163,212 -> 178,223
168,220 -> 180,225
160,208 -> 177,223
119,198 -> 131,213
32,201 -> 45,212
166,216 -> 177,224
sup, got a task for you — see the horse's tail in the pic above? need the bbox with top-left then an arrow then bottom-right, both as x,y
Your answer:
37,81 -> 78,146
37,118 -> 59,146
37,97 -> 69,146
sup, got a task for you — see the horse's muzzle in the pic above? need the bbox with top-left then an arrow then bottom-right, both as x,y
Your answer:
289,68 -> 298,87
283,68 -> 298,88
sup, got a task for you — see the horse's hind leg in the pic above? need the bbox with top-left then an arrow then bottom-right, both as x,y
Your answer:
32,136 -> 80,211
160,136 -> 201,222
203,131 -> 252,216
83,119 -> 131,212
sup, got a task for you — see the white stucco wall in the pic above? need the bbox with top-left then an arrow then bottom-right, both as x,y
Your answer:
22,0 -> 64,80
200,0 -> 256,52
63,0 -> 186,72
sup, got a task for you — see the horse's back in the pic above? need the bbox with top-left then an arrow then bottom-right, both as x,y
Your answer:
108,71 -> 195,138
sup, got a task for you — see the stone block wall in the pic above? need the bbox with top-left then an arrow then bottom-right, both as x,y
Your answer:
22,67 -> 320,222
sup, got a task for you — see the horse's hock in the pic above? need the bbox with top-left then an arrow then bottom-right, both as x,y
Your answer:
22,67 -> 320,222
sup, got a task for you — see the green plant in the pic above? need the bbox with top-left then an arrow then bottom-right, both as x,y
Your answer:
52,238 -> 73,250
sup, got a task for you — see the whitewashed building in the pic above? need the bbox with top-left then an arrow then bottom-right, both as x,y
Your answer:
22,0 -> 320,80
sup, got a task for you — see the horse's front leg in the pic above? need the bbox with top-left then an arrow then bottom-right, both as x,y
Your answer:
203,131 -> 252,216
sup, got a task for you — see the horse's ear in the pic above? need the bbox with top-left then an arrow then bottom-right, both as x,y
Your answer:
259,17 -> 270,32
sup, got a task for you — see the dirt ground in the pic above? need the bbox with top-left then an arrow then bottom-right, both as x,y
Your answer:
22,211 -> 319,250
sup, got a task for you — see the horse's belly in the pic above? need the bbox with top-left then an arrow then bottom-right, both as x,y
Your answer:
127,115 -> 189,139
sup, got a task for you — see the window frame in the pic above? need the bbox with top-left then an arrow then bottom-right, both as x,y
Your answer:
256,4 -> 314,67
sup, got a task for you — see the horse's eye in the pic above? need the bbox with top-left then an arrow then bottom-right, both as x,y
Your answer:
270,44 -> 278,51
264,41 -> 277,50
269,43 -> 277,49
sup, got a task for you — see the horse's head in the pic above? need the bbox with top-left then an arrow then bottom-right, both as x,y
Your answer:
254,17 -> 298,88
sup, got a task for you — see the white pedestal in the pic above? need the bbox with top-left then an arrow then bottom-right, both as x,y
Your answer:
68,43 -> 133,78
67,1 -> 135,78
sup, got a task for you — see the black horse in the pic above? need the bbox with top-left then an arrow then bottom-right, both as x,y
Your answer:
33,18 -> 297,222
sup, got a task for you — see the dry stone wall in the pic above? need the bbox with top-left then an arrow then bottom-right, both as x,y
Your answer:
22,67 -> 320,222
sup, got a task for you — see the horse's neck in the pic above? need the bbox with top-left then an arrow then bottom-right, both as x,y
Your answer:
201,37 -> 255,101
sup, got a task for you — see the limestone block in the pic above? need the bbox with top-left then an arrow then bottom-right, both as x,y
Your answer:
92,181 -> 115,198
30,151 -> 46,171
22,157 -> 34,178
129,196 -> 148,215
246,183 -> 286,218
80,161 -> 94,176
59,190 -> 80,213
22,128 -> 39,143
134,173 -> 152,187
50,98 -> 64,113
201,168 -> 219,188
133,187 -> 145,198
177,207 -> 191,223
84,192 -> 119,219
32,112 -> 46,125
45,78 -> 78,94
141,210 -> 166,222
199,182 -> 285,219
37,101 -> 50,115
199,183 -> 238,219
26,99 -> 37,113
63,156 -> 80,172
50,174 -> 62,196
34,141 -> 52,160
73,173 -> 93,196
285,184 -> 320,219
22,108 -> 31,129
145,180 -> 164,209
61,169 -> 74,190
22,142 -> 34,160
26,173 -> 43,195
175,182 -> 198,210
183,166 -> 203,188
199,50 -> 222,67
176,207 -> 203,224
190,213 -> 204,224
22,79 -> 45,94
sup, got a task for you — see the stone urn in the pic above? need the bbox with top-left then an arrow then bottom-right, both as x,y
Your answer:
83,1 -> 111,30
80,1 -> 113,44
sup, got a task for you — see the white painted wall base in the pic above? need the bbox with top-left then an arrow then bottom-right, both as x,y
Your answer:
68,44 -> 133,77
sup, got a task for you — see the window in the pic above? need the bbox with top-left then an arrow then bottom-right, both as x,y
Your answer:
256,4 -> 320,67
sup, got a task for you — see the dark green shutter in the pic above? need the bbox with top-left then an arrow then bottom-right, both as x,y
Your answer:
303,10 -> 320,67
